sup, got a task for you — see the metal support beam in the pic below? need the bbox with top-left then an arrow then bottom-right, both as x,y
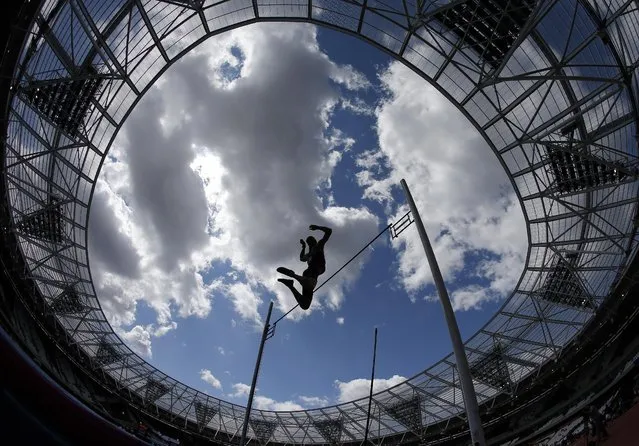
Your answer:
498,83 -> 624,154
69,0 -> 140,96
529,196 -> 639,225
484,329 -> 555,350
134,0 -> 170,62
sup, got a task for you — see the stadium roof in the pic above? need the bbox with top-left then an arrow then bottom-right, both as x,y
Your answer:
2,0 -> 638,443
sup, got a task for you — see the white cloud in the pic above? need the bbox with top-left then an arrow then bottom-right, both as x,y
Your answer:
125,96 -> 209,272
329,63 -> 372,90
119,325 -> 153,358
336,317 -> 345,325
230,383 -> 251,398
153,322 -> 178,337
357,61 -> 527,309
298,395 -> 329,407
226,283 -> 263,327
254,396 -> 303,412
114,321 -> 177,358
199,369 -> 223,390
450,285 -> 497,312
229,383 -> 314,411
217,346 -> 225,355
88,181 -> 141,279
90,23 -> 381,355
90,134 -> 214,343
340,97 -> 374,116
334,375 -> 407,403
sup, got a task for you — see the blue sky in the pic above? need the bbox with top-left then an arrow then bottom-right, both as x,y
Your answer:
88,23 -> 527,410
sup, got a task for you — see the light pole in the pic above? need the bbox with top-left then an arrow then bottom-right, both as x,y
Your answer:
400,179 -> 486,446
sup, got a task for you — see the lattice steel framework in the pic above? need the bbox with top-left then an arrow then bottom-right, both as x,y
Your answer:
470,342 -> 512,391
15,195 -> 65,243
195,399 -> 219,431
313,417 -> 344,444
250,418 -> 278,445
383,395 -> 424,435
49,285 -> 88,314
2,0 -> 639,444
143,377 -> 170,405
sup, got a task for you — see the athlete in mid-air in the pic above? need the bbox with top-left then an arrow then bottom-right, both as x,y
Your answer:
277,224 -> 332,310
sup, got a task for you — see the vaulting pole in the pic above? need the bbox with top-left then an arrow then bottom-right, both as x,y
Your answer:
400,179 -> 486,446
364,327 -> 378,443
240,300 -> 274,446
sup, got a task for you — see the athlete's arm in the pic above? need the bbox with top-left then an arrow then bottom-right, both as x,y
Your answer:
299,239 -> 310,262
309,225 -> 332,243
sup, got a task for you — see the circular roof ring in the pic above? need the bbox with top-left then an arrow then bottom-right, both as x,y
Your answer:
1,0 -> 638,444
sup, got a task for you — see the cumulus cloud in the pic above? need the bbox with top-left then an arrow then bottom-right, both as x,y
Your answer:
230,382 -> 251,398
119,325 -> 153,358
113,322 -> 177,358
357,61 -> 527,309
89,101 -> 214,342
229,383 -> 326,411
334,375 -> 407,403
450,285 -> 496,311
340,97 -> 375,116
329,63 -> 371,90
217,346 -> 225,355
298,395 -> 329,407
90,23 -> 381,355
226,283 -> 263,326
200,369 -> 223,390
254,396 -> 304,412
153,321 -> 178,337
124,93 -> 209,272
88,182 -> 141,278
336,317 -> 345,325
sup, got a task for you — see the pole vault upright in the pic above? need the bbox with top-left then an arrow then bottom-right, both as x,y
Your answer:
400,179 -> 486,446
240,300 -> 274,446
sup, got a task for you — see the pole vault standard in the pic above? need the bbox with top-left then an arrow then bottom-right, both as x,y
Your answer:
364,327 -> 378,443
239,300 -> 274,446
400,179 -> 486,446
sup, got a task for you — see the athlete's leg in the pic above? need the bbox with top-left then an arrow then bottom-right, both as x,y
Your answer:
298,269 -> 318,310
277,267 -> 296,277
277,278 -> 294,288
277,278 -> 312,310
277,267 -> 314,289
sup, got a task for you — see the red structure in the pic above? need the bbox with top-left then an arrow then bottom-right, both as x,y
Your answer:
569,403 -> 639,446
